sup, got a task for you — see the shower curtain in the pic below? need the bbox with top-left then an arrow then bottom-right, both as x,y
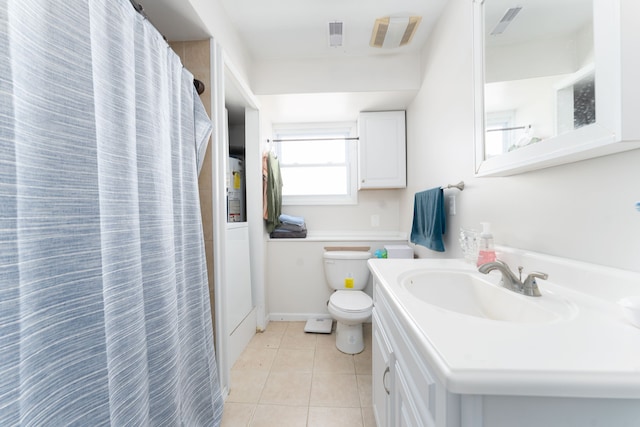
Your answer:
1,0 -> 223,425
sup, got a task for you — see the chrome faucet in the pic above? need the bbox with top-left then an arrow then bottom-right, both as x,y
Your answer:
478,259 -> 547,297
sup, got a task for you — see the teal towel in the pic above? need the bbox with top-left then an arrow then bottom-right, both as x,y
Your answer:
410,188 -> 446,252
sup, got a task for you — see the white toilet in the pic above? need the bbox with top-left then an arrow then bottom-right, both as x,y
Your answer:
323,251 -> 373,354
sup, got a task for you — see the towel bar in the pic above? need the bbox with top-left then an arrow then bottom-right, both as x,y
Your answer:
442,181 -> 464,191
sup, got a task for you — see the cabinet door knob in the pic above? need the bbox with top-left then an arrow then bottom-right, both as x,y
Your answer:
383,366 -> 390,395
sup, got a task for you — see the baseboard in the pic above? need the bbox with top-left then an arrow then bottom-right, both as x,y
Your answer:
267,313 -> 374,327
268,313 -> 332,322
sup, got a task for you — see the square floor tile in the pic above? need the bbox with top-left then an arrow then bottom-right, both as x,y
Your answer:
307,406 -> 363,427
260,372 -> 312,406
251,404 -> 308,427
315,331 -> 337,348
264,321 -> 289,333
271,348 -> 315,373
227,369 -> 269,403
310,373 -> 361,408
232,347 -> 277,371
247,330 -> 284,349
313,345 -> 355,374
280,322 -> 318,349
220,402 -> 254,427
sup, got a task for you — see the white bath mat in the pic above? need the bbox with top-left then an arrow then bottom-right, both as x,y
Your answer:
304,318 -> 333,334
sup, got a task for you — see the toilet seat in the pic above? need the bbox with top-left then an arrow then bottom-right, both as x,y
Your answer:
329,290 -> 372,313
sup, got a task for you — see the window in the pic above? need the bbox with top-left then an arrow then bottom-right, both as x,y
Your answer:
485,111 -> 517,158
273,123 -> 358,205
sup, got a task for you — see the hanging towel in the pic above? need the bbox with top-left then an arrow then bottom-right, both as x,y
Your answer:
262,153 -> 269,220
410,187 -> 446,252
265,152 -> 283,233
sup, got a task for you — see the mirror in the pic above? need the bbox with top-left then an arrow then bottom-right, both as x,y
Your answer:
473,0 -> 640,176
484,0 -> 593,158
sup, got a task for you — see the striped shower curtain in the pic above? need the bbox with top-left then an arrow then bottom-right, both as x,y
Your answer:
0,0 -> 223,425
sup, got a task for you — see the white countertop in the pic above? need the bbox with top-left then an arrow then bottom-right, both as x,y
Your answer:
368,256 -> 640,399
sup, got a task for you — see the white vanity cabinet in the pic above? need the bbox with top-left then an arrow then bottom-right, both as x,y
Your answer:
370,256 -> 640,427
373,280 -> 440,427
372,311 -> 392,426
357,111 -> 406,189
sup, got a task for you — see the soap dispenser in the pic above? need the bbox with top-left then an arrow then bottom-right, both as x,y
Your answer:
476,222 -> 496,266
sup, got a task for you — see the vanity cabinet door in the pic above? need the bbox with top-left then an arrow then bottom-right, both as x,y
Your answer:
372,309 -> 393,427
393,361 -> 424,427
375,282 -> 439,427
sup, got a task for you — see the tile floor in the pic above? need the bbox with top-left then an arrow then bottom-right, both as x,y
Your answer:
221,321 -> 375,427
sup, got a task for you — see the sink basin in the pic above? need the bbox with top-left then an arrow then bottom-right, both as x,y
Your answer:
399,269 -> 576,323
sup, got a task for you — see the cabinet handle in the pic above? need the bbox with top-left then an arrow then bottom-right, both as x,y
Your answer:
383,366 -> 390,395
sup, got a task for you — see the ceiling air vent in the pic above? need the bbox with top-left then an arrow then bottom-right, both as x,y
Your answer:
370,16 -> 422,48
490,6 -> 522,35
329,21 -> 343,47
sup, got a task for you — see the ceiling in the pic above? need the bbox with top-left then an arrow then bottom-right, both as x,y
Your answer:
141,0 -> 447,60
216,0 -> 446,60
140,0 -> 448,124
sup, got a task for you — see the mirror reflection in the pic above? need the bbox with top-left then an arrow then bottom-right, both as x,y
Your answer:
483,0 -> 594,159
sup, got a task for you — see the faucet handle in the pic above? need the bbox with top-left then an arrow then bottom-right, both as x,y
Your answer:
522,272 -> 548,297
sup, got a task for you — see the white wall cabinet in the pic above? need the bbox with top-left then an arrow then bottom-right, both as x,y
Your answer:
357,111 -> 406,189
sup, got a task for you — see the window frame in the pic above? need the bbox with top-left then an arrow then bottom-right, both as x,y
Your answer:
273,122 -> 358,206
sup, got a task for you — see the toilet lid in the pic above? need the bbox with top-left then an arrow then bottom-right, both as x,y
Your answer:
330,291 -> 373,313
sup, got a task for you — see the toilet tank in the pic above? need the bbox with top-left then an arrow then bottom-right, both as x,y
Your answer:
323,251 -> 371,291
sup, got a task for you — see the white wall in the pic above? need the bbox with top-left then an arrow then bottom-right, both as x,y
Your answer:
281,190 -> 403,234
404,0 -> 640,273
253,54 -> 422,95
267,239 -> 400,320
187,0 -> 254,84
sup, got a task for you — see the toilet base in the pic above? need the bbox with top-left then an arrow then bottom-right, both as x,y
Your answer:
335,321 -> 364,354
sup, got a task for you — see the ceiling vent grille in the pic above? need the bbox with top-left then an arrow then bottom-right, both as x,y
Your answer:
372,20 -> 389,47
329,21 -> 343,47
490,7 -> 522,35
370,16 -> 422,48
400,18 -> 420,46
